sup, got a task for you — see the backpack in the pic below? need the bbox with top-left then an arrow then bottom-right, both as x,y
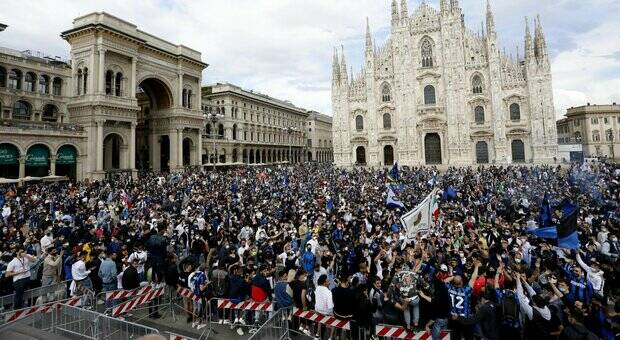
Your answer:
500,290 -> 520,328
305,287 -> 315,310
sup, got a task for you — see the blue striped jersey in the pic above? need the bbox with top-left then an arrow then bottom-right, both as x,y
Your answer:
446,284 -> 473,318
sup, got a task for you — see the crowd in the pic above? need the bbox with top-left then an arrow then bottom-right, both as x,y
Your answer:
0,161 -> 619,340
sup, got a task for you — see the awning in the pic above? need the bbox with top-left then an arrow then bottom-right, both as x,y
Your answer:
56,145 -> 77,165
0,144 -> 19,165
26,145 -> 49,166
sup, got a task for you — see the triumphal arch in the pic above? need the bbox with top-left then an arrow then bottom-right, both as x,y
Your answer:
61,12 -> 207,179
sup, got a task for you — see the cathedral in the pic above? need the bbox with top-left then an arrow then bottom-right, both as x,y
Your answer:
331,0 -> 558,167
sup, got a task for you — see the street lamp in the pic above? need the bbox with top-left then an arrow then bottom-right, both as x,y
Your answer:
607,129 -> 615,160
284,126 -> 297,164
204,111 -> 224,171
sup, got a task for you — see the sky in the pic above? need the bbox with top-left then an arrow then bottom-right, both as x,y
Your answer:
1,0 -> 619,118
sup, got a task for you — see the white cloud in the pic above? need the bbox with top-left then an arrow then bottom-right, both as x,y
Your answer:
1,0 -> 618,117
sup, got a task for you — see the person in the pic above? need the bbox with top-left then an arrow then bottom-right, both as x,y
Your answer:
188,264 -> 208,330
290,270 -> 310,335
301,244 -> 315,274
313,274 -> 334,339
515,273 -> 553,340
274,269 -> 293,310
122,258 -> 141,291
443,258 -> 480,340
423,274 -> 451,340
41,247 -> 63,286
128,243 -> 148,282
5,248 -> 36,309
369,276 -> 385,325
228,264 -> 249,336
453,287 -> 499,340
332,274 -> 355,338
98,250 -> 118,309
71,250 -> 93,295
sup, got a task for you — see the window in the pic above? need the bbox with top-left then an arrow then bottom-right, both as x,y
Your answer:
591,118 -> 598,124
24,72 -> 35,92
472,75 -> 483,94
39,75 -> 49,94
13,100 -> 31,120
8,69 -> 21,89
187,90 -> 192,108
424,85 -> 436,105
182,89 -> 188,107
83,68 -> 88,94
232,125 -> 237,140
606,129 -> 613,142
383,113 -> 392,129
42,104 -> 58,122
307,139 -> 312,147
509,103 -> 521,121
205,124 -> 212,137
218,124 -> 224,137
592,130 -> 600,142
0,66 -> 6,87
421,38 -> 433,67
474,106 -> 485,124
574,120 -> 580,127
574,131 -> 582,142
77,69 -> 82,95
115,73 -> 123,96
355,115 -> 364,131
604,117 -> 609,124
105,71 -> 113,95
381,84 -> 391,102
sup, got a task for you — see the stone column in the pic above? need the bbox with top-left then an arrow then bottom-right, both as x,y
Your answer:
197,129 -> 203,166
177,128 -> 183,168
96,120 -> 104,171
49,155 -> 56,176
129,122 -> 136,169
130,57 -> 137,98
18,156 -> 26,179
169,129 -> 179,169
177,73 -> 183,108
98,48 -> 106,94
150,133 -> 160,172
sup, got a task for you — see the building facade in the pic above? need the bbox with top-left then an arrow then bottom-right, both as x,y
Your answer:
0,12 -> 207,180
332,0 -> 558,167
557,103 -> 619,160
305,111 -> 333,162
201,83 -> 308,164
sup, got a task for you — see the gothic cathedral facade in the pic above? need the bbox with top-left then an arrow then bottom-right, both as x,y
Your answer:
332,0 -> 558,167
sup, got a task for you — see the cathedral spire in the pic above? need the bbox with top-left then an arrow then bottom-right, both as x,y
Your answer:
391,0 -> 400,27
450,0 -> 460,12
440,0 -> 449,14
365,17 -> 373,51
401,0 -> 408,20
486,0 -> 495,35
524,16 -> 534,61
332,47 -> 340,84
340,45 -> 348,82
534,15 -> 548,60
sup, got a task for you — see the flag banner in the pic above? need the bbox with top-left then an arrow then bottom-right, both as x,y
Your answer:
528,201 -> 580,250
386,187 -> 405,209
400,189 -> 438,238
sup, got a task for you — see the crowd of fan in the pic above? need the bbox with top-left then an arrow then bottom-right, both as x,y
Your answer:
0,161 -> 619,340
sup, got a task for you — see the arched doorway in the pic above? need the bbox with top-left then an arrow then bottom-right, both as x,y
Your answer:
249,150 -> 255,163
242,149 -> 247,163
232,149 -> 238,163
219,148 -> 226,163
511,139 -> 525,163
0,143 -> 20,178
262,150 -> 266,164
136,77 -> 173,171
307,151 -> 313,162
355,146 -> 366,165
103,134 -> 123,171
424,133 -> 442,164
56,145 -> 78,179
26,144 -> 51,177
383,145 -> 394,166
182,138 -> 192,166
475,141 -> 489,164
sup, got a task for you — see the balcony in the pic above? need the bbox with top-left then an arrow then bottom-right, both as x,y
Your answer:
0,119 -> 84,135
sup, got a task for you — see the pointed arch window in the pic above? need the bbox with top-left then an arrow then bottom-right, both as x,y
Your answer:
424,85 -> 436,105
510,103 -> 521,121
472,75 -> 483,94
421,38 -> 434,68
383,113 -> 392,129
115,73 -> 123,96
474,106 -> 485,124
105,70 -> 113,95
381,83 -> 391,102
76,69 -> 83,95
355,115 -> 364,131
82,68 -> 88,94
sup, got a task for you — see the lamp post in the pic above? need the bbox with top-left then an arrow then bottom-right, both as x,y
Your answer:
608,129 -> 615,160
204,111 -> 223,171
285,126 -> 297,164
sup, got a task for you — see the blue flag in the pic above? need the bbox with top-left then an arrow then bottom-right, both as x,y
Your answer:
326,198 -> 334,211
230,181 -> 238,194
528,201 -> 580,249
539,193 -> 553,227
386,187 -> 405,209
389,162 -> 399,181
442,186 -> 457,201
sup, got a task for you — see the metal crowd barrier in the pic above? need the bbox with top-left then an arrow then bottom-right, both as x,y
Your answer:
204,297 -> 274,338
247,307 -> 290,340
0,279 -> 69,312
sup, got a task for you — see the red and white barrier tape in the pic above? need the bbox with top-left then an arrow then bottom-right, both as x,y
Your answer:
375,325 -> 449,339
111,287 -> 164,317
105,286 -> 152,301
292,307 -> 350,330
176,287 -> 201,303
5,296 -> 83,323
217,299 -> 273,312
169,333 -> 191,340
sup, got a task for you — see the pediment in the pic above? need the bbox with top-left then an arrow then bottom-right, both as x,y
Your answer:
467,95 -> 490,104
503,93 -> 526,102
416,70 -> 441,80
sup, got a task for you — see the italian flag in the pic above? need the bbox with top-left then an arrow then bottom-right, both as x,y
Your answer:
431,191 -> 440,221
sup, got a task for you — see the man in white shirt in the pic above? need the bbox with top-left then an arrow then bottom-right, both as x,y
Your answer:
313,274 -> 335,339
6,248 -> 36,309
40,231 -> 54,252
128,244 -> 148,282
71,251 -> 93,295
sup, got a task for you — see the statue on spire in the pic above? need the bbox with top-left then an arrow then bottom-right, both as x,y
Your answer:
401,0 -> 408,20
391,0 -> 400,27
486,0 -> 495,34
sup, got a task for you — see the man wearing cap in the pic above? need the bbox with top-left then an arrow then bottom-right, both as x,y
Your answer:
41,247 -> 63,286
